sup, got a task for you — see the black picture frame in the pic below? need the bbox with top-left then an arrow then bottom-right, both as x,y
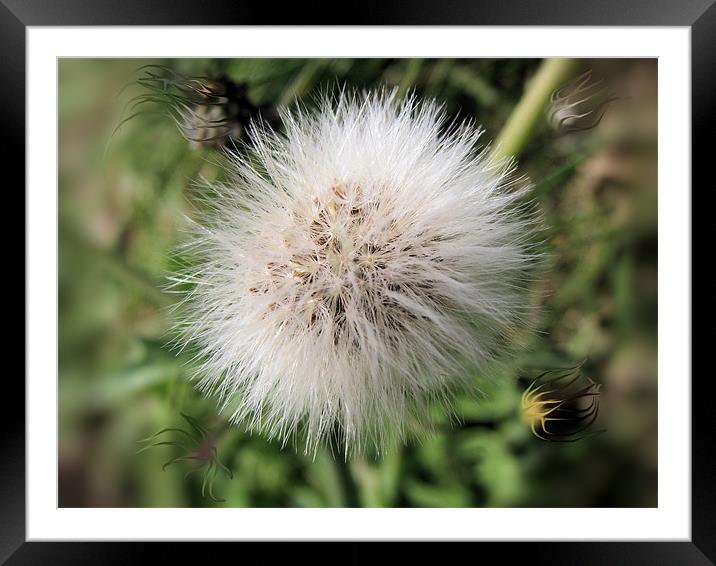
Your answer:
7,1 -> 706,562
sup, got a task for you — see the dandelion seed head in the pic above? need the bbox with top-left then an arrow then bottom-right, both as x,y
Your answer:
174,90 -> 540,455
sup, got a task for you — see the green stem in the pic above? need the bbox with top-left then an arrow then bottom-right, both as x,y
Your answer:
333,457 -> 360,507
491,58 -> 581,163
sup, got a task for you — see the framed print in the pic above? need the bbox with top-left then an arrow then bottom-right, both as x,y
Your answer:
9,0 -> 708,562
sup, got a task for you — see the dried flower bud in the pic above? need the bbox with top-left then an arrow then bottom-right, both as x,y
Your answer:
521,362 -> 605,442
136,413 -> 232,501
119,65 -> 276,148
548,70 -> 618,132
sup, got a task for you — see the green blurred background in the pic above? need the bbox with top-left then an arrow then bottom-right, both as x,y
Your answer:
59,58 -> 657,508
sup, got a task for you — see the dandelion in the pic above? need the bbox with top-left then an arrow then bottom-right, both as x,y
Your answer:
174,90 -> 540,455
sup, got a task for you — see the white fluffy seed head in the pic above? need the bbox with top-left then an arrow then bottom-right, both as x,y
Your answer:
173,90 -> 540,456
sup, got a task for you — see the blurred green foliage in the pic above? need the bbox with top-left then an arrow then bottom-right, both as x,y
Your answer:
59,58 -> 657,508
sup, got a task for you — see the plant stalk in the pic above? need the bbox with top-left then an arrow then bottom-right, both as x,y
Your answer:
491,58 -> 581,163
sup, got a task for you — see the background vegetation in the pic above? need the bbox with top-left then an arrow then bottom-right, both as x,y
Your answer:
59,58 -> 657,507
